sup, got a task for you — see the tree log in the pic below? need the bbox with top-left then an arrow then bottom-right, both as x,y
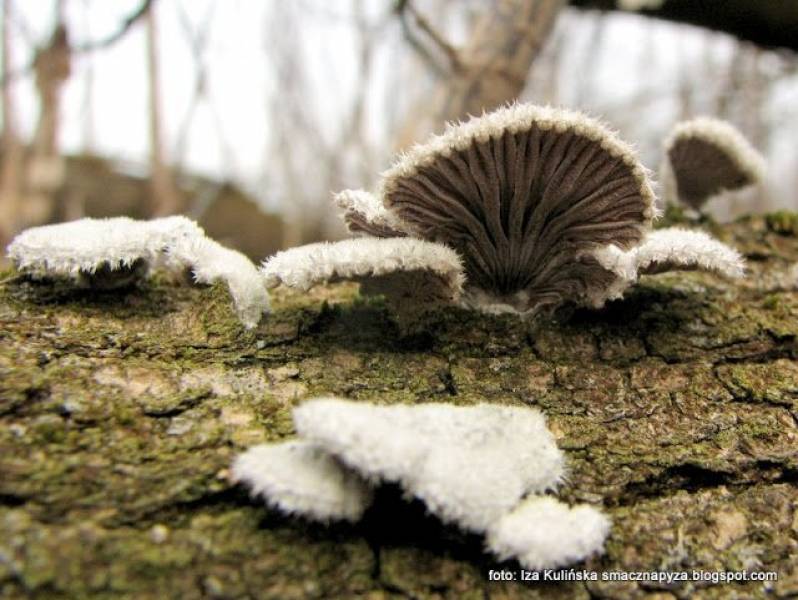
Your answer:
1,212 -> 797,599
571,0 -> 798,53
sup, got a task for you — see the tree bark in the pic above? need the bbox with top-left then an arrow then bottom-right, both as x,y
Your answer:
145,2 -> 181,217
0,213 -> 797,599
570,0 -> 798,53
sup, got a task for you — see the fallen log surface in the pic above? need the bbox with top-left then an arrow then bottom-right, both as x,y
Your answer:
1,212 -> 797,599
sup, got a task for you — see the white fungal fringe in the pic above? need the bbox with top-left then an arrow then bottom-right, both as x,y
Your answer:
633,228 -> 745,278
459,288 -> 541,316
231,440 -> 373,523
590,228 -> 745,306
6,216 -> 202,279
232,397 -> 609,568
7,216 -> 270,328
292,398 -> 565,533
261,237 -> 466,300
334,189 -> 410,237
379,102 -> 658,223
486,496 -> 611,570
168,236 -> 271,329
580,243 -> 639,309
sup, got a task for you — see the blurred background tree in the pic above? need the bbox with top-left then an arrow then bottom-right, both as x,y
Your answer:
0,0 -> 796,257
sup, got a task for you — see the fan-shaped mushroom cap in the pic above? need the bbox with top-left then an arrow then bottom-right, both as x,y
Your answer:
378,103 -> 656,315
590,227 -> 745,307
593,227 -> 744,283
633,227 -> 745,278
663,117 -> 766,210
7,215 -> 203,291
334,189 -> 409,238
232,439 -> 373,523
7,216 -> 270,328
7,216 -> 203,285
261,237 -> 465,306
168,236 -> 271,329
486,496 -> 611,571
293,398 -> 565,533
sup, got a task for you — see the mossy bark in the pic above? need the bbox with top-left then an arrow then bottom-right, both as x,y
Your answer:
1,213 -> 797,600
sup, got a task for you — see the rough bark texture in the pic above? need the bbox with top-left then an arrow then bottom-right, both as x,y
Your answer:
1,212 -> 797,599
570,0 -> 798,53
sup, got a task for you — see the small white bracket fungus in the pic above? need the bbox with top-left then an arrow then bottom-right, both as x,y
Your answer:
231,439 -> 373,523
632,227 -> 745,278
292,398 -> 565,533
168,236 -> 270,329
486,496 -> 611,570
261,237 -> 466,306
662,117 -> 766,210
232,397 -> 609,568
7,216 -> 270,328
589,227 -> 745,306
6,216 -> 202,284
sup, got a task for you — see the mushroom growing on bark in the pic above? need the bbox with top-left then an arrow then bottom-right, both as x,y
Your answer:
7,216 -> 270,328
261,237 -> 465,310
375,104 -> 657,314
233,397 -> 609,570
292,398 -> 565,533
6,216 -> 202,288
231,439 -> 372,523
264,103 -> 748,316
661,117 -> 766,210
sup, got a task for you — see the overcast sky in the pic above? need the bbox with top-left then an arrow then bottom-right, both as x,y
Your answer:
4,1 -> 797,211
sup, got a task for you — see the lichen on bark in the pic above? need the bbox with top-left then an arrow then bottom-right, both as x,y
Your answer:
1,214 -> 797,599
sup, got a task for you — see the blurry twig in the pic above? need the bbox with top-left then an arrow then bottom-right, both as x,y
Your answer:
173,0 -> 237,176
395,0 -> 463,75
0,0 -> 155,85
74,0 -> 154,52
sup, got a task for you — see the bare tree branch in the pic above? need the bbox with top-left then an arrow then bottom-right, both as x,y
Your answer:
74,0 -> 154,52
0,0 -> 155,86
395,0 -> 463,76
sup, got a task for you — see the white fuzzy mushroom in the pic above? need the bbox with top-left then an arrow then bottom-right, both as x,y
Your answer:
292,398 -> 565,533
7,216 -> 270,328
168,236 -> 270,329
261,237 -> 466,306
231,439 -> 373,523
6,216 -> 202,286
662,117 -> 766,210
486,496 -> 611,570
632,228 -> 745,278
590,226 -> 745,304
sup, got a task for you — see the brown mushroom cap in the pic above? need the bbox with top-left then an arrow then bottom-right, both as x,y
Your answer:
379,104 -> 656,314
664,118 -> 766,210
